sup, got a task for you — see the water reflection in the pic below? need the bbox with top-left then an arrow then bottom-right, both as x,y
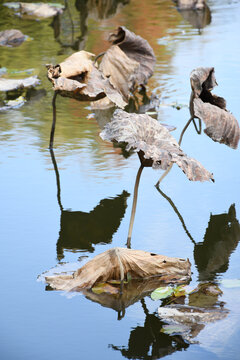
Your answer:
110,300 -> 189,358
50,149 -> 130,260
156,185 -> 240,281
54,0 -> 130,51
172,0 -> 211,32
194,204 -> 240,281
110,283 -> 228,359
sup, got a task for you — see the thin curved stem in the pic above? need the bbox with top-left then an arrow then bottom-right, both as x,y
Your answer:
192,118 -> 202,134
49,91 -> 58,149
178,116 -> 194,146
126,165 -> 144,248
155,163 -> 173,187
94,51 -> 106,64
155,116 -> 194,187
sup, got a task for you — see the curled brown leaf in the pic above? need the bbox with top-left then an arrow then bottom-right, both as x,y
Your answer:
190,67 -> 239,148
47,50 -> 126,107
108,26 -> 156,86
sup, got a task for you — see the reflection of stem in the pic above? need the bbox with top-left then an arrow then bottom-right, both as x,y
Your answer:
64,0 -> 74,45
49,91 -> 58,149
126,165 -> 144,248
155,186 -> 196,245
49,148 -> 64,211
141,298 -> 149,316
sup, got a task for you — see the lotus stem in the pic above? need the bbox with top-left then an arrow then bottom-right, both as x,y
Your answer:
178,116 -> 194,146
49,91 -> 58,149
94,51 -> 106,64
126,165 -> 144,248
155,116 -> 194,187
192,118 -> 202,134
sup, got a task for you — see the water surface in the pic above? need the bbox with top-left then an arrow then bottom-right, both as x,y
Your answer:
0,0 -> 240,359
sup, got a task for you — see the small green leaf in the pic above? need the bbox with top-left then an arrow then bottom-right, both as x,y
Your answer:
151,286 -> 174,301
173,285 -> 187,297
219,279 -> 240,288
160,324 -> 187,335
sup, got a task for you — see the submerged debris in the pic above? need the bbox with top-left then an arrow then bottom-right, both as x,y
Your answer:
0,29 -> 27,47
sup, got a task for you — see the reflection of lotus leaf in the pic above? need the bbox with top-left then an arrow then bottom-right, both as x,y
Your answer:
194,204 -> 240,281
110,311 -> 190,358
57,191 -> 130,260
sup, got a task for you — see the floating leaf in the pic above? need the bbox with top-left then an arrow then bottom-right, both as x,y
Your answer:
190,67 -> 240,148
158,304 -> 229,324
219,279 -> 240,288
173,285 -> 187,297
100,109 -> 214,182
151,286 -> 174,300
160,324 -> 188,335
0,29 -> 27,47
0,96 -> 25,111
45,247 -> 191,291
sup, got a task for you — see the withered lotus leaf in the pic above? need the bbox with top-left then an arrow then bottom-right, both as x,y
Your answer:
99,45 -> 140,101
45,247 -> 191,291
190,67 -> 240,148
108,26 -> 156,87
47,51 -> 126,107
194,98 -> 240,149
100,109 -> 214,182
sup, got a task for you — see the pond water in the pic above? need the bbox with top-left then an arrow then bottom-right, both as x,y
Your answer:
0,0 -> 240,359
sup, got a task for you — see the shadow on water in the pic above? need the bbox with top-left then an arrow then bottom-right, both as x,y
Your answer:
49,149 -> 130,260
